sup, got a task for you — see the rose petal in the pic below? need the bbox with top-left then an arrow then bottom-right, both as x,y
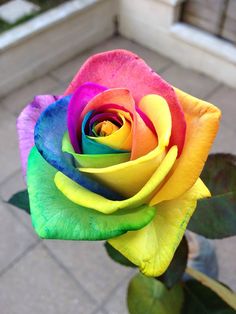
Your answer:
139,94 -> 172,147
55,145 -> 177,214
17,95 -> 60,178
88,112 -> 132,150
79,88 -> 157,159
34,96 -> 123,200
67,82 -> 107,152
81,111 -> 128,154
88,112 -> 122,135
27,146 -> 156,240
62,132 -> 131,168
79,146 -> 168,198
64,49 -> 186,155
79,94 -> 172,197
108,178 -> 210,277
150,88 -> 221,205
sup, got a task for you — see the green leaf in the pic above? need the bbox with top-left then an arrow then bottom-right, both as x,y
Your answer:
7,190 -> 30,214
182,280 -> 236,314
127,273 -> 184,314
188,154 -> 236,238
186,267 -> 236,310
158,236 -> 188,289
104,242 -> 136,267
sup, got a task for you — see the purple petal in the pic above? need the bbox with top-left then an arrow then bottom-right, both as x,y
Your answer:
67,82 -> 107,153
17,95 -> 60,178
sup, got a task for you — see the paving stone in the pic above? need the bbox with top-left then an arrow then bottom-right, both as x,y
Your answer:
0,107 -> 21,182
93,310 -> 108,314
0,170 -> 25,201
105,271 -> 136,314
214,237 -> 236,291
51,36 -> 171,84
207,85 -> 236,132
1,75 -> 59,116
50,81 -> 69,96
45,240 -> 134,304
0,243 -> 96,314
50,53 -> 90,85
161,64 -> 219,98
0,0 -> 39,24
0,170 -> 34,232
0,201 -> 37,273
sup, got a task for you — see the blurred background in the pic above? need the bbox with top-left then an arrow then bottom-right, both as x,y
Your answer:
0,0 -> 235,313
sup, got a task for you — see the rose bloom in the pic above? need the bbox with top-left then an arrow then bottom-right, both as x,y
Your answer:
17,50 -> 221,276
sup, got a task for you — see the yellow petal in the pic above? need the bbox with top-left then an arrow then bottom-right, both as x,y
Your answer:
108,178 -> 210,277
150,88 -> 221,206
54,146 -> 178,214
79,147 -> 165,197
139,94 -> 172,146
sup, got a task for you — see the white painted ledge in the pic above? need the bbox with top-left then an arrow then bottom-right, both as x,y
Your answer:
0,0 -> 101,50
157,0 -> 185,6
0,0 -> 116,98
118,0 -> 236,88
171,23 -> 236,65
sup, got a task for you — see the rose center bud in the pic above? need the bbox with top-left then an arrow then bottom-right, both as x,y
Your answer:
84,109 -> 133,152
93,120 -> 119,137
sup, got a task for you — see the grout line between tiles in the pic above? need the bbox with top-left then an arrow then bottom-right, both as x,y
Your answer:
0,240 -> 41,278
47,72 -> 64,84
91,269 -> 136,314
205,82 -> 223,100
3,201 -> 34,233
42,242 -> 98,306
157,61 -> 174,74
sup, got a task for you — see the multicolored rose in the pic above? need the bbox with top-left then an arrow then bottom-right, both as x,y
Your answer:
17,50 -> 221,276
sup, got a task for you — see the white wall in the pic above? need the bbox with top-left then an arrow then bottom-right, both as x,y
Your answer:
118,0 -> 236,88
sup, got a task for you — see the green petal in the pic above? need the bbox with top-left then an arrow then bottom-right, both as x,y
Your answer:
27,146 -> 156,240
62,132 -> 130,168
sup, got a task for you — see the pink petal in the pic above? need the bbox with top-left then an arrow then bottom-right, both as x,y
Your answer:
67,82 -> 107,153
64,49 -> 186,155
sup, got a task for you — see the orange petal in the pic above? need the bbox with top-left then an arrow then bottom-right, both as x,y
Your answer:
150,88 -> 221,206
80,88 -> 157,159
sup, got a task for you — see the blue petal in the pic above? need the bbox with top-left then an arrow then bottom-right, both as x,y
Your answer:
34,96 -> 124,200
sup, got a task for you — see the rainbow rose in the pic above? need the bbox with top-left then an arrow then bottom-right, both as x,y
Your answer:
17,50 -> 221,276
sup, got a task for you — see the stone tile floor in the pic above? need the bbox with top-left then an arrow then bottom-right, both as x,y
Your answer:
0,36 -> 235,314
